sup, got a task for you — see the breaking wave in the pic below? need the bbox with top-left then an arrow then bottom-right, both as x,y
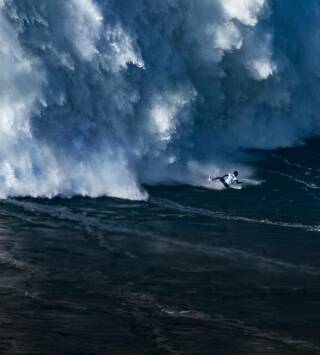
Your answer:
0,0 -> 320,199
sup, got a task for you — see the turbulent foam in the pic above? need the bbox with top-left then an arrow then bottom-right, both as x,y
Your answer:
0,0 -> 320,199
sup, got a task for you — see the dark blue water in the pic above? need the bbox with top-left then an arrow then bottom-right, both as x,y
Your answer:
0,142 -> 320,355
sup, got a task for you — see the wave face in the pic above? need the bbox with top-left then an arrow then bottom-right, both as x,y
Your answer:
0,0 -> 320,199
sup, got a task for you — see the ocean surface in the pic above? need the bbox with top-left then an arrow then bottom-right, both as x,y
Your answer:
0,141 -> 319,355
1,0 -> 320,353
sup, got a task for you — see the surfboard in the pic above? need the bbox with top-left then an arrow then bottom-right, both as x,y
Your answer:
230,184 -> 242,190
207,176 -> 243,190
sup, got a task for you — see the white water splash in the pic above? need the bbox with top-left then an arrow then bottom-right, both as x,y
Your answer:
0,0 -> 319,199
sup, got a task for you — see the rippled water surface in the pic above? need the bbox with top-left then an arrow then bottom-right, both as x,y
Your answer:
0,143 -> 320,355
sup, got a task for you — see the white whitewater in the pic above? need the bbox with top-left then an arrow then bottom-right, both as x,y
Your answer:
0,0 -> 319,199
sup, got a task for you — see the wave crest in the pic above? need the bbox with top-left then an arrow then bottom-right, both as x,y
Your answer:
0,0 -> 319,199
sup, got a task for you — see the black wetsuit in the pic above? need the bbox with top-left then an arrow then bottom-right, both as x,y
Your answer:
219,177 -> 230,188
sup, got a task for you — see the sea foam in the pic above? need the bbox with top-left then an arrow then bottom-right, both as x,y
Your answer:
0,0 -> 319,199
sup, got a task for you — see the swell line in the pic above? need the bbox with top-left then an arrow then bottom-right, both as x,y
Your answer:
151,198 -> 320,233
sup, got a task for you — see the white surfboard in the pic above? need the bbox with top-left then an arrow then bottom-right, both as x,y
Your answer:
230,184 -> 242,190
207,176 -> 243,190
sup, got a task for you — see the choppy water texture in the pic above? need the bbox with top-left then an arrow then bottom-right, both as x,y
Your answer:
0,141 -> 319,355
1,0 -> 320,353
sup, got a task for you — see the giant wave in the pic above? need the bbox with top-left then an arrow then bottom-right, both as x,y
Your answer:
0,0 -> 319,200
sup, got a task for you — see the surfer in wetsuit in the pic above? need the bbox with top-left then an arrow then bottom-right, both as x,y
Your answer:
208,171 -> 242,188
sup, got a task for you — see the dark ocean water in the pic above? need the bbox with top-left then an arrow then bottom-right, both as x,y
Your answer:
0,142 -> 320,355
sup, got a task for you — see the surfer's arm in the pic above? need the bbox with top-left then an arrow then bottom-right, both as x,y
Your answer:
209,175 -> 223,181
216,175 -> 228,181
235,180 -> 242,184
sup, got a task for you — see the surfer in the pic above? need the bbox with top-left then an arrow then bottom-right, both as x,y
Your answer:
208,171 -> 242,188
